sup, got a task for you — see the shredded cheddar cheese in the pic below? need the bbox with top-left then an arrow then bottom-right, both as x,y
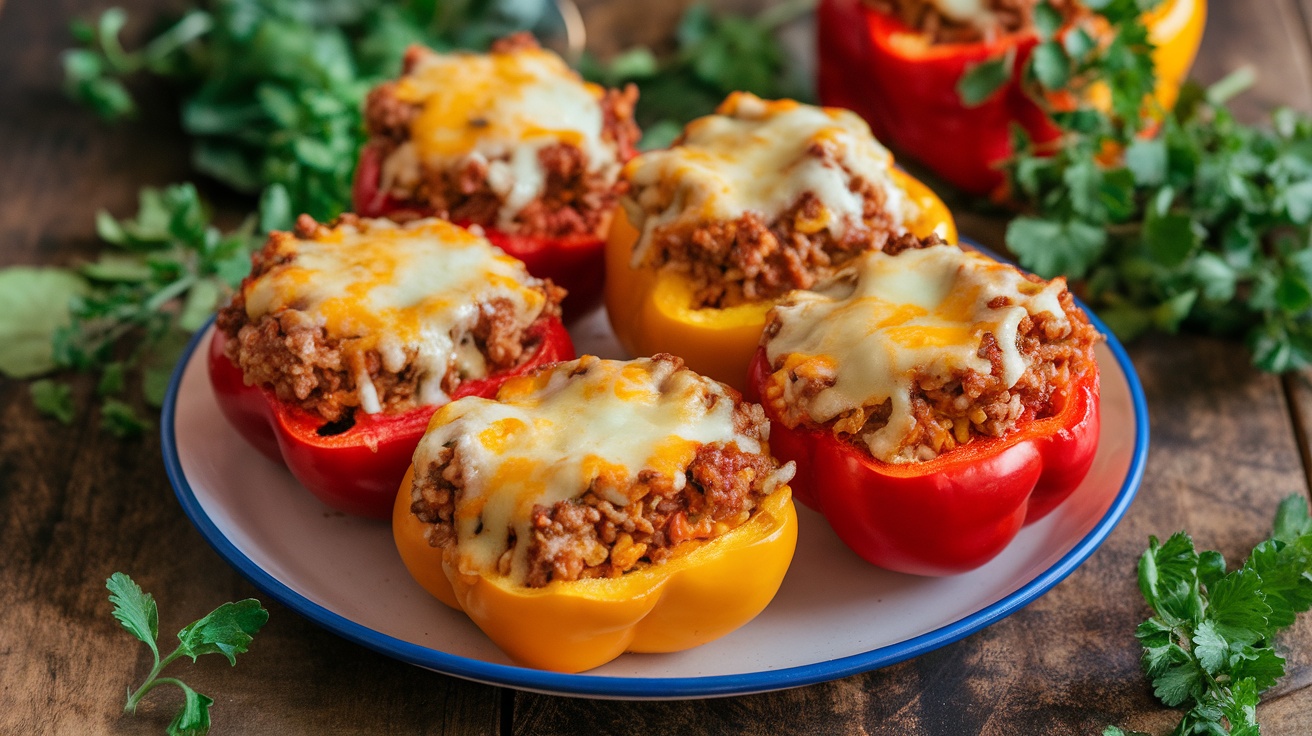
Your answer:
240,218 -> 548,413
765,243 -> 1070,462
411,356 -> 771,584
622,92 -> 916,267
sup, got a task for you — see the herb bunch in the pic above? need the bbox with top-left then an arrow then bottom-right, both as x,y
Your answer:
12,184 -> 262,435
107,572 -> 268,735
967,0 -> 1312,372
1104,494 -> 1312,735
22,0 -> 809,431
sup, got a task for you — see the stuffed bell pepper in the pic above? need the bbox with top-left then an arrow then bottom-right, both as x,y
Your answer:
353,33 -> 640,318
210,215 -> 574,519
393,354 -> 797,672
605,92 -> 956,390
817,0 -> 1206,194
746,233 -> 1101,575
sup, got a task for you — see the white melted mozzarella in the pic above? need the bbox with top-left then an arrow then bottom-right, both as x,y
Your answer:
412,356 -> 771,583
623,92 -> 915,266
385,45 -> 616,229
242,218 -> 547,413
765,244 -> 1069,463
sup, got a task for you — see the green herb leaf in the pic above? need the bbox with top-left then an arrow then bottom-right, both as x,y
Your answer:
958,56 -> 1012,107
0,268 -> 88,378
176,600 -> 270,665
166,685 -> 213,736
110,572 -> 268,735
101,398 -> 151,438
1116,495 -> 1312,734
1006,217 -> 1107,279
106,572 -> 160,658
30,379 -> 75,424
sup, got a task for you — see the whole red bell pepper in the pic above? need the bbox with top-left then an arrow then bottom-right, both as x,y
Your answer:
816,0 -> 1206,195
353,143 -> 612,321
208,315 -> 574,520
746,346 -> 1100,575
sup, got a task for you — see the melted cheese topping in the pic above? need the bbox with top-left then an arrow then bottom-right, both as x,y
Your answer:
382,45 -> 616,229
623,92 -> 915,266
412,356 -> 771,583
242,218 -> 547,413
765,244 -> 1069,463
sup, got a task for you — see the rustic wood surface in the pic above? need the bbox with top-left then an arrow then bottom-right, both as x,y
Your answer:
1,0 -> 1310,733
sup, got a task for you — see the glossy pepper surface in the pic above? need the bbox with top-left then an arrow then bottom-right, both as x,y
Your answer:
353,142 -> 610,320
605,168 -> 957,390
207,316 -> 574,520
747,348 -> 1100,576
816,0 -> 1206,194
392,465 -> 798,673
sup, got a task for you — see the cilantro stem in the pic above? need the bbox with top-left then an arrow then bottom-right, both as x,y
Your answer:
124,646 -> 186,713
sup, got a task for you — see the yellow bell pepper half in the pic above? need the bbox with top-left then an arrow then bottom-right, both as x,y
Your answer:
392,466 -> 799,673
604,168 -> 957,389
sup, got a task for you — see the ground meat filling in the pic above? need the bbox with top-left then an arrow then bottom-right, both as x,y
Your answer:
864,0 -> 1083,44
216,214 -> 565,425
636,158 -> 901,309
766,232 -> 1100,461
363,34 -> 640,238
409,391 -> 782,588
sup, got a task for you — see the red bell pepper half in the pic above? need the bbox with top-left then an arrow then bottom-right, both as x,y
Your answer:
747,346 -> 1100,575
353,142 -> 606,320
208,315 -> 575,520
817,0 -> 1056,196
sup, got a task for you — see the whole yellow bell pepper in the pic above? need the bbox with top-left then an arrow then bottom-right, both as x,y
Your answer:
605,168 -> 957,389
392,465 -> 798,673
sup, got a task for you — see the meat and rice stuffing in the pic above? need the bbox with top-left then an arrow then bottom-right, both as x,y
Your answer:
407,354 -> 795,588
620,92 -> 920,308
760,233 -> 1100,464
216,214 -> 564,424
360,33 -> 639,238
864,0 -> 1084,44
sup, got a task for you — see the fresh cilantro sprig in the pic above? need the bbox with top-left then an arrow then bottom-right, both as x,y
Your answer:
4,184 -> 263,435
1106,494 -> 1312,735
107,572 -> 268,735
973,0 -> 1312,372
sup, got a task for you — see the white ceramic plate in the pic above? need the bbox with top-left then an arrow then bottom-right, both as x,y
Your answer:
163,293 -> 1147,699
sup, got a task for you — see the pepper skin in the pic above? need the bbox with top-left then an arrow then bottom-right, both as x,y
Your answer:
354,142 -> 609,320
816,0 -> 1206,194
208,316 -> 574,520
605,168 -> 957,390
746,348 -> 1100,576
393,466 -> 798,673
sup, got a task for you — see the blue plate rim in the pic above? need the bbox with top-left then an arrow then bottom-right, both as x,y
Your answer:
161,243 -> 1149,699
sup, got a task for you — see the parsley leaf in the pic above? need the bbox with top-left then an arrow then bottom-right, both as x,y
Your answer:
108,573 -> 268,736
30,379 -> 76,424
994,1 -> 1312,373
1111,494 -> 1312,735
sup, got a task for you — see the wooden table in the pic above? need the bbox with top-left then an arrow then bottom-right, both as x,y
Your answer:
2,0 -> 1311,733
